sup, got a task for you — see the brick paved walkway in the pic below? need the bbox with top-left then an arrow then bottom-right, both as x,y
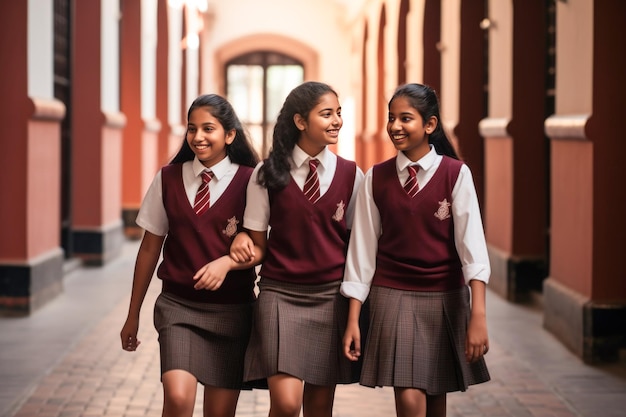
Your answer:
2,240 -> 625,417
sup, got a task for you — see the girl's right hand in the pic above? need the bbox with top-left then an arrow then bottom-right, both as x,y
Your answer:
343,321 -> 361,361
120,317 -> 141,352
193,256 -> 229,290
230,231 -> 255,263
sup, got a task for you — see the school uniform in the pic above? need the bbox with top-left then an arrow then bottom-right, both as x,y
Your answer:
341,147 -> 491,394
243,145 -> 364,386
136,156 -> 256,390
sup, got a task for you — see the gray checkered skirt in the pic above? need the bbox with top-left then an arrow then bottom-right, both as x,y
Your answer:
360,285 -> 490,394
153,291 -> 253,390
243,278 -> 358,386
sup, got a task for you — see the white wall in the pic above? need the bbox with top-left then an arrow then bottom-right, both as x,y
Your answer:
28,0 -> 54,98
141,0 -> 158,121
199,0 -> 358,158
101,0 -> 121,113
204,0 -> 353,93
168,5 -> 183,128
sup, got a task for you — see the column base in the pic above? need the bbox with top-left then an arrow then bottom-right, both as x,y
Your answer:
122,208 -> 143,240
487,245 -> 547,302
0,248 -> 64,316
72,220 -> 125,266
543,278 -> 626,363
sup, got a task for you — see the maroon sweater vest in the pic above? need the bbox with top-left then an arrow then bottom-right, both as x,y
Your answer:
260,156 -> 357,284
157,163 -> 256,303
372,156 -> 465,292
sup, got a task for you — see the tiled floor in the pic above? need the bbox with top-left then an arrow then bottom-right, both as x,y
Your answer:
1,239 -> 625,417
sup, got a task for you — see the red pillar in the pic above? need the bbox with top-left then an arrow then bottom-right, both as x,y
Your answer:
120,0 -> 161,238
72,0 -> 126,264
0,2 -> 65,314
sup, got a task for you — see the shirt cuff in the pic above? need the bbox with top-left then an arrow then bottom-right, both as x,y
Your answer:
242,218 -> 268,232
462,263 -> 490,285
340,281 -> 371,303
136,216 -> 167,237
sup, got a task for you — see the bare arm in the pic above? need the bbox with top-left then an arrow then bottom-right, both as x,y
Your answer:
229,229 -> 268,265
466,279 -> 489,363
246,229 -> 268,264
343,298 -> 363,361
120,231 -> 165,351
194,229 -> 268,290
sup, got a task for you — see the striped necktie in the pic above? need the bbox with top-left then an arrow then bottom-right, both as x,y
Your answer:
404,165 -> 419,197
303,159 -> 321,203
193,170 -> 214,215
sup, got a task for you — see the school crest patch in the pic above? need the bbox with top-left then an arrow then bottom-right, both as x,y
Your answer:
332,200 -> 345,222
222,216 -> 239,237
434,198 -> 451,221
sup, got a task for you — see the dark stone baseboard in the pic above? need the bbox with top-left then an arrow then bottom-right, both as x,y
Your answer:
0,248 -> 64,316
543,278 -> 626,363
122,208 -> 143,240
487,245 -> 547,302
72,221 -> 125,266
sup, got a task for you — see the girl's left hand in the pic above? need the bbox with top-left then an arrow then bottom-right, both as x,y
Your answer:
465,313 -> 489,363
120,317 -> 141,351
343,321 -> 361,361
193,256 -> 230,290
230,232 -> 255,263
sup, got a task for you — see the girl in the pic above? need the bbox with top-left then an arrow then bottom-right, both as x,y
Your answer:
230,81 -> 364,417
341,83 -> 491,417
120,94 -> 260,417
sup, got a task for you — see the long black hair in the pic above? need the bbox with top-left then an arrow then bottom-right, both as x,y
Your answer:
389,83 -> 459,159
170,94 -> 259,167
258,81 -> 338,189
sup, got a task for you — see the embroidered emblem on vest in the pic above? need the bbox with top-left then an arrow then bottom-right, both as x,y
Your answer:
332,200 -> 345,222
434,198 -> 451,221
222,216 -> 239,237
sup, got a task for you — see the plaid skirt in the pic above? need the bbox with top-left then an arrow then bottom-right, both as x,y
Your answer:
243,278 -> 358,386
153,291 -> 254,390
360,285 -> 490,394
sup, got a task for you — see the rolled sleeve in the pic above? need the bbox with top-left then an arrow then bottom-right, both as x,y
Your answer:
340,281 -> 371,303
342,169 -> 380,301
452,165 -> 490,285
462,263 -> 490,285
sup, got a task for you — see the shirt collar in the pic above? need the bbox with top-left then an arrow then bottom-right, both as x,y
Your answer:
192,156 -> 232,180
396,146 -> 437,172
292,145 -> 330,170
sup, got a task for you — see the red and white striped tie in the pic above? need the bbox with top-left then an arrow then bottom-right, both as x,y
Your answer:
303,159 -> 321,203
404,165 -> 419,198
193,170 -> 214,215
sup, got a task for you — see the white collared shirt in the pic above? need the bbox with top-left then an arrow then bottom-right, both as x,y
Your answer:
243,145 -> 364,232
340,147 -> 491,303
136,156 -> 240,236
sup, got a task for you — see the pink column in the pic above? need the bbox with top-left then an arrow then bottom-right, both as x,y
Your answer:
120,0 -> 160,238
0,3 -> 65,314
71,0 -> 126,265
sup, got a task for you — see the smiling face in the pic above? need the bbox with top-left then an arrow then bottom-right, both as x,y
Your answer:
294,92 -> 342,156
186,106 -> 235,168
387,96 -> 437,162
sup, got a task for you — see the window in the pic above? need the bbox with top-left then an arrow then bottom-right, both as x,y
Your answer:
226,52 -> 304,157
